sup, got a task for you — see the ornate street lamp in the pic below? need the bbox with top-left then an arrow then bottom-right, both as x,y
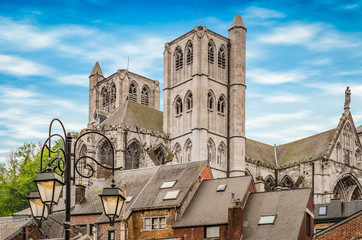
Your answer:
27,191 -> 49,222
99,184 -> 125,226
28,118 -> 123,240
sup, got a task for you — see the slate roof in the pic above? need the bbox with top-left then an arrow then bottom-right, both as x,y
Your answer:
99,100 -> 163,132
315,199 -> 362,220
246,129 -> 336,168
173,176 -> 252,228
243,189 -> 311,240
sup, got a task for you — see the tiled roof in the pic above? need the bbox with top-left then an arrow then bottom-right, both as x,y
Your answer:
0,217 -> 33,240
99,100 -> 163,131
245,139 -> 275,166
243,189 -> 311,240
173,176 -> 252,228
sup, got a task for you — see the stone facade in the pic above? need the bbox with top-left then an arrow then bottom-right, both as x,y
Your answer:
75,14 -> 362,205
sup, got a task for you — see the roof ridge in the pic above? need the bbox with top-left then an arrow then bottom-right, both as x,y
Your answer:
277,128 -> 336,147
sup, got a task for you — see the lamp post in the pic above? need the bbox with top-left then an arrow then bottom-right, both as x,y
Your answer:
28,118 -> 124,240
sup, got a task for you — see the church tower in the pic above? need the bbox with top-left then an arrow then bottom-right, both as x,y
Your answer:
163,15 -> 247,177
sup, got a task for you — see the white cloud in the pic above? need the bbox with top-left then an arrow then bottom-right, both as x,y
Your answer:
57,74 -> 89,87
247,111 -> 310,129
0,54 -> 53,76
335,69 -> 362,76
244,6 -> 286,20
247,68 -> 306,84
343,4 -> 359,9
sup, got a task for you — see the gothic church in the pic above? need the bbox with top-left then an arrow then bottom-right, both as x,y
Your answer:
76,14 -> 362,204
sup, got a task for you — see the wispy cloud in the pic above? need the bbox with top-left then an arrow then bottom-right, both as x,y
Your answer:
249,92 -> 307,103
0,54 -> 53,76
244,6 -> 286,20
57,74 -> 89,87
247,111 -> 310,129
247,68 -> 306,84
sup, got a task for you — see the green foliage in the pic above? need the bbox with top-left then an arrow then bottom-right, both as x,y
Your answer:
0,140 -> 65,217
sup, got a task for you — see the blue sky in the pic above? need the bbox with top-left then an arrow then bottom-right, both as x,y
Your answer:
1,0 -> 362,163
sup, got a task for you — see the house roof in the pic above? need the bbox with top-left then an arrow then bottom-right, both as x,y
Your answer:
173,176 -> 252,228
0,217 -> 32,240
99,100 -> 163,132
314,199 -> 362,220
243,189 -> 311,240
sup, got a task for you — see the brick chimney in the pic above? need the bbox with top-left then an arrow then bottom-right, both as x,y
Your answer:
227,199 -> 243,240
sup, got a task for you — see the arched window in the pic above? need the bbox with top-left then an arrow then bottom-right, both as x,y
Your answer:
336,142 -> 342,162
174,144 -> 182,163
184,140 -> 192,162
207,92 -> 214,110
343,123 -> 352,165
186,92 -> 193,110
126,141 -> 141,170
110,83 -> 116,104
218,47 -> 226,69
333,175 -> 362,201
100,141 -> 112,166
217,143 -> 226,168
78,144 -> 88,177
175,97 -> 183,115
101,87 -> 109,110
141,86 -> 149,106
265,176 -> 275,192
129,82 -> 137,102
175,46 -> 183,71
217,96 -> 225,114
280,175 -> 294,189
208,41 -> 214,64
207,139 -> 215,164
186,41 -> 193,65
153,147 -> 165,166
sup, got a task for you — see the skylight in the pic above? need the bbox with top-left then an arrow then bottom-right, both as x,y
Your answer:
258,215 -> 277,225
126,196 -> 133,203
217,184 -> 227,192
319,206 -> 327,215
163,190 -> 181,200
160,180 -> 177,189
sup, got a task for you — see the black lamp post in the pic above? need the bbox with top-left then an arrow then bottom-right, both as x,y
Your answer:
28,118 -> 124,240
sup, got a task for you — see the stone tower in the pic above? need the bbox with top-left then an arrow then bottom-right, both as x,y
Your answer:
163,15 -> 247,177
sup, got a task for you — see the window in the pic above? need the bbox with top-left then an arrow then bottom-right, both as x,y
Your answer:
175,97 -> 183,115
184,140 -> 192,162
258,215 -> 277,225
207,92 -> 214,110
89,224 -> 96,236
76,224 -> 87,234
141,86 -> 149,106
129,83 -> 137,102
175,47 -> 183,70
101,87 -> 109,109
218,47 -> 226,69
306,213 -> 311,236
186,41 -> 193,65
108,230 -> 115,240
216,184 -> 227,192
208,42 -> 214,64
160,180 -> 177,189
110,84 -> 116,104
174,144 -> 182,163
318,206 -> 327,216
205,226 -> 219,238
164,190 -> 181,200
126,196 -> 133,202
143,216 -> 166,230
217,96 -> 225,114
125,142 -> 141,170
186,92 -> 193,110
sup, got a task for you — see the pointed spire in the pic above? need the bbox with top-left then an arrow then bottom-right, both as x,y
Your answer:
90,61 -> 104,77
229,14 -> 246,31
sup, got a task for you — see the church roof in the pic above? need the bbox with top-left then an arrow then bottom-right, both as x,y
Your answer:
246,128 -> 336,168
243,189 -> 311,240
99,100 -> 163,132
172,176 -> 252,228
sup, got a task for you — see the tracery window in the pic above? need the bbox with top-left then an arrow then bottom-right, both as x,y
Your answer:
174,144 -> 182,163
125,142 -> 141,170
280,175 -> 294,189
217,143 -> 226,168
101,87 -> 109,109
141,86 -> 149,106
186,41 -> 193,65
100,141 -> 112,166
110,83 -> 116,104
207,92 -> 214,110
218,47 -> 226,69
175,97 -> 183,115
129,83 -> 137,102
185,140 -> 192,162
175,46 -> 183,71
186,92 -> 193,110
265,176 -> 275,192
207,139 -> 215,164
208,41 -> 214,64
217,96 -> 225,114
153,147 -> 165,166
333,175 -> 362,201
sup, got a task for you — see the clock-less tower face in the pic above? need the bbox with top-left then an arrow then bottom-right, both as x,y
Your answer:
163,15 -> 247,178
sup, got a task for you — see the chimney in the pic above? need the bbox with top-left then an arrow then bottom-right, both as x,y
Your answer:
75,185 -> 86,204
228,199 -> 243,240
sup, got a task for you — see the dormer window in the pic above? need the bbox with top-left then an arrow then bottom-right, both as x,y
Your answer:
318,206 -> 327,215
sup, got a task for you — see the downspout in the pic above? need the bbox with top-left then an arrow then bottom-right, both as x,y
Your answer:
227,42 -> 231,177
124,130 -> 128,166
312,161 -> 315,204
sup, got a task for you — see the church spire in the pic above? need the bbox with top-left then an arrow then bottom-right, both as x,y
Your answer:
90,61 -> 104,77
229,14 -> 246,30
